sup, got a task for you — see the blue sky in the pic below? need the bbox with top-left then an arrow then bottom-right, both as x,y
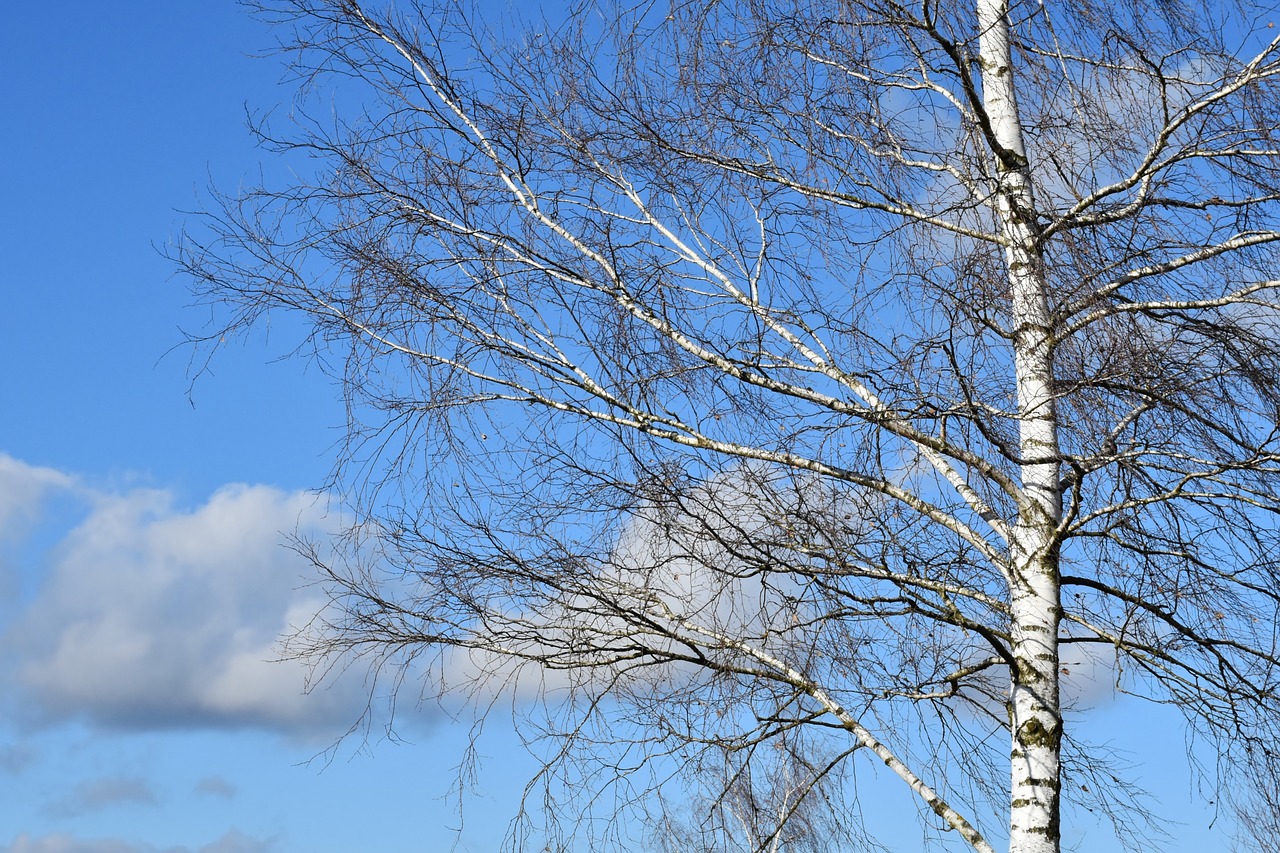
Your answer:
0,3 -> 1245,852
0,3 -> 534,851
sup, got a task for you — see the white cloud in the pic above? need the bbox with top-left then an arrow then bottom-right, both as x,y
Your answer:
0,455 -> 74,541
0,466 -> 370,735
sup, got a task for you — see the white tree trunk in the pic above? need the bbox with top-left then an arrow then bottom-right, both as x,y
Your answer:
976,2 -> 1063,851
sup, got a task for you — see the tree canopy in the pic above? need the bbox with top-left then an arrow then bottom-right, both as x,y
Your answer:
180,1 -> 1280,850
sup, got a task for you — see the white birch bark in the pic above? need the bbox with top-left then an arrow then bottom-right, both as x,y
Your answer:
976,2 -> 1063,851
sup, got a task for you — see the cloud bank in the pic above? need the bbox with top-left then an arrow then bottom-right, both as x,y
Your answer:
0,455 -> 369,735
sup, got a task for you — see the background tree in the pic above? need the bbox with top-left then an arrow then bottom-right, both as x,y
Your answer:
180,0 -> 1280,850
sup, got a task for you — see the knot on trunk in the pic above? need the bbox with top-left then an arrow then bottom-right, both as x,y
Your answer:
1017,716 -> 1062,751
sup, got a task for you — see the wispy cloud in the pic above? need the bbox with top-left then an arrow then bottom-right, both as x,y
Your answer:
0,835 -> 137,853
40,776 -> 157,818
0,744 -> 35,774
194,831 -> 276,853
0,830 -> 275,853
193,776 -> 237,799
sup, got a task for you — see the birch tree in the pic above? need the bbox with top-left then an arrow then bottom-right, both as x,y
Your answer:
180,0 -> 1280,850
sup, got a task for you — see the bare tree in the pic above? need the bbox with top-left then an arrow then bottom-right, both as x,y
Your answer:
178,0 -> 1280,850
